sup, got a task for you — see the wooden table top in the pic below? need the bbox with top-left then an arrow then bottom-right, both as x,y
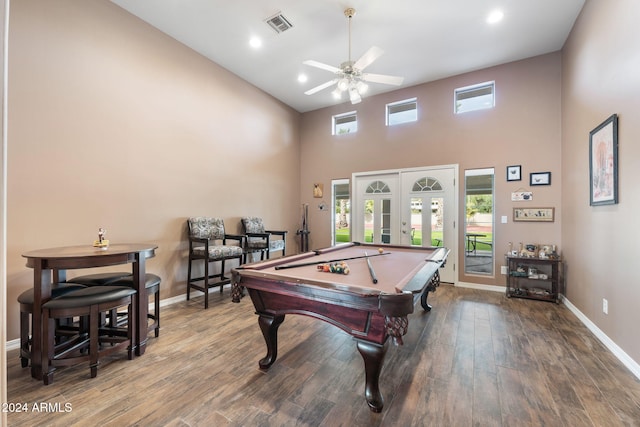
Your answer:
22,243 -> 157,269
23,243 -> 157,258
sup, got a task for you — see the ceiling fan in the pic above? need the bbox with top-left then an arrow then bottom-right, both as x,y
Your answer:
303,7 -> 404,104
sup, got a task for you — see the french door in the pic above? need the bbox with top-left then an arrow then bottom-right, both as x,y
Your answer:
354,173 -> 399,245
352,166 -> 457,283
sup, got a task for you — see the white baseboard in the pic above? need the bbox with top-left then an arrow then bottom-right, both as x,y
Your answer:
455,281 -> 505,293
454,281 -> 640,381
561,295 -> 640,380
8,284 -> 640,381
6,338 -> 18,351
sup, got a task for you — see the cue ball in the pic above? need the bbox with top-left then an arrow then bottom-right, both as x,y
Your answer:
378,247 -> 383,254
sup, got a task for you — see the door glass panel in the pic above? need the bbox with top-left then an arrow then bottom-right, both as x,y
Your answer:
381,199 -> 391,243
332,180 -> 350,245
464,168 -> 494,275
364,199 -> 373,243
410,196 -> 444,247
410,197 -> 422,245
364,198 -> 391,244
431,197 -> 443,246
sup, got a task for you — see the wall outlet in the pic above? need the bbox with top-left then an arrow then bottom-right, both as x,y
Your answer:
602,298 -> 608,314
500,266 -> 508,275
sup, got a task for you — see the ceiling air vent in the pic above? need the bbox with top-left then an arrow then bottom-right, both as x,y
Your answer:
265,12 -> 293,34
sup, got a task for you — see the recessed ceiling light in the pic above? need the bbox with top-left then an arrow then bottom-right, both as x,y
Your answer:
249,37 -> 262,49
297,74 -> 308,83
487,10 -> 504,24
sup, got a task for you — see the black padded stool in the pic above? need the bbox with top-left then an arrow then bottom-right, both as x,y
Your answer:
67,271 -> 132,286
65,272 -> 134,339
17,283 -> 87,368
109,273 -> 161,338
68,271 -> 160,337
41,286 -> 137,385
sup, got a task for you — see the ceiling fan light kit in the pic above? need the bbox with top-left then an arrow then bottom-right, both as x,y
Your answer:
303,7 -> 404,105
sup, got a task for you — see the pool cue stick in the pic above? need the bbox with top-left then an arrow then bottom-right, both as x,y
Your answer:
364,251 -> 378,284
274,252 -> 389,270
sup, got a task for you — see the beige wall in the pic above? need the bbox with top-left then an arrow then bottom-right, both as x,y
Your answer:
5,0 -> 301,340
561,0 -> 640,363
300,53 -> 563,286
5,0 -> 640,372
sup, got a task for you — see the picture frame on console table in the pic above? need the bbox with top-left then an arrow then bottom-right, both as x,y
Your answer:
589,113 -> 618,206
513,207 -> 555,222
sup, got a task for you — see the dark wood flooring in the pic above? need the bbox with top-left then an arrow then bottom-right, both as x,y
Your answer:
7,285 -> 640,426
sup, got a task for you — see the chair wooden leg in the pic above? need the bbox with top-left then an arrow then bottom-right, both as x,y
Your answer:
20,310 -> 30,368
204,259 -> 209,309
42,312 -> 54,385
187,257 -> 192,301
89,305 -> 99,378
220,260 -> 226,294
127,301 -> 135,359
154,291 -> 160,338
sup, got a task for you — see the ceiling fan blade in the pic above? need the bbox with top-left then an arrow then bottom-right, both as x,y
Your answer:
304,79 -> 339,95
303,60 -> 341,74
361,73 -> 405,86
353,46 -> 384,71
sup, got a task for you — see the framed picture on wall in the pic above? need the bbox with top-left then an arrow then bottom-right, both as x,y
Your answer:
530,172 -> 551,186
313,183 -> 324,198
513,207 -> 555,222
589,114 -> 618,206
507,165 -> 521,181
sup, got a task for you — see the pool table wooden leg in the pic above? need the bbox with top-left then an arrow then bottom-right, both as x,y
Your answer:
420,270 -> 441,312
356,339 -> 387,413
257,313 -> 285,370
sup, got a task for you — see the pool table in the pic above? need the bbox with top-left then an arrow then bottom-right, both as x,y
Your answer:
231,242 -> 449,412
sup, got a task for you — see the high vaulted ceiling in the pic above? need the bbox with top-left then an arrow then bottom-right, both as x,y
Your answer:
111,0 -> 585,113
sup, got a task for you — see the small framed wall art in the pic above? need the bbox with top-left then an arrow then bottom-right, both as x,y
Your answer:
507,165 -> 521,181
589,114 -> 618,206
513,207 -> 555,222
313,183 -> 324,198
530,172 -> 551,186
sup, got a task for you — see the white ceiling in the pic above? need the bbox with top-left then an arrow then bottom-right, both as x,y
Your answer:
110,0 -> 585,113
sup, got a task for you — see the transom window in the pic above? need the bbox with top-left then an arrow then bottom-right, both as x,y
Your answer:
412,177 -> 443,192
365,180 -> 391,194
386,98 -> 417,126
332,111 -> 357,135
455,81 -> 495,114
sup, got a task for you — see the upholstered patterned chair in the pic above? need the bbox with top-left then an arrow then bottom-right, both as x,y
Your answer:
187,217 -> 244,309
241,217 -> 287,263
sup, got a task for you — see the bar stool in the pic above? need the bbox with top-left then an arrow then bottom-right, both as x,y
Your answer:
67,271 -> 132,286
109,273 -> 161,337
68,272 -> 161,338
41,285 -> 137,385
68,273 -> 161,338
17,283 -> 88,368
